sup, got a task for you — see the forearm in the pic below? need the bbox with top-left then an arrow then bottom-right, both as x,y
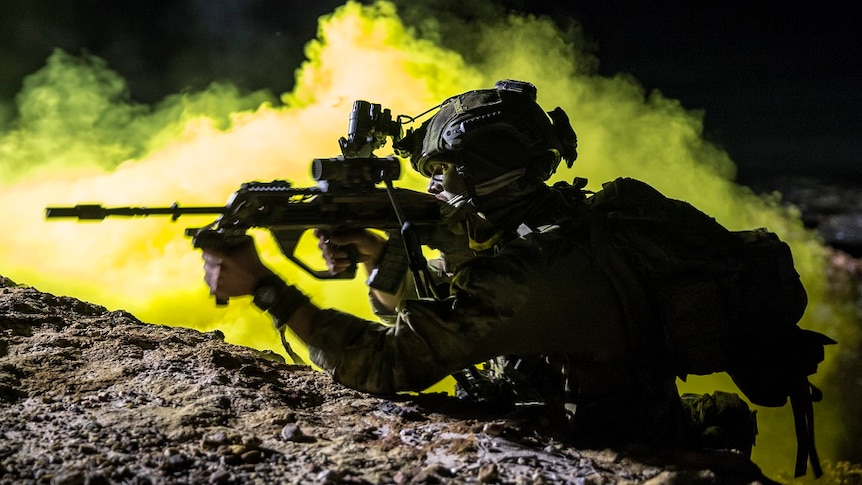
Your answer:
263,256 -> 484,395
303,305 -> 472,395
269,293 -> 491,395
257,279 -> 403,392
272,307 -> 438,394
368,274 -> 410,322
361,236 -> 411,315
279,301 -> 318,343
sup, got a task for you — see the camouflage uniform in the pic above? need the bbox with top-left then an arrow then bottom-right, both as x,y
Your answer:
254,76 -> 846,474
266,80 -> 763,453
270,209 -> 695,448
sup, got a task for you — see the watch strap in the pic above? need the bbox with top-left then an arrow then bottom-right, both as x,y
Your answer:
253,275 -> 310,321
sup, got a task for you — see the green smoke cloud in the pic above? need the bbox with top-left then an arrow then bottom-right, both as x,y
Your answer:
0,49 -> 277,185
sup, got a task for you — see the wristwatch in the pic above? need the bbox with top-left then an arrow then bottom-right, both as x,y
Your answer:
253,276 -> 288,311
252,275 -> 311,321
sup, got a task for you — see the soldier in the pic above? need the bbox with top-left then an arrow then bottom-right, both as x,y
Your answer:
201,80 -> 764,455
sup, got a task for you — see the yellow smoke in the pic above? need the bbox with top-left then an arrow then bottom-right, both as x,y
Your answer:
0,1 -> 854,480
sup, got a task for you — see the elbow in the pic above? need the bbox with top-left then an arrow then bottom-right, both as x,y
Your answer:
310,345 -> 446,396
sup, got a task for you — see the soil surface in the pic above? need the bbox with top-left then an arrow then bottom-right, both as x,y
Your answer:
0,275 -> 777,485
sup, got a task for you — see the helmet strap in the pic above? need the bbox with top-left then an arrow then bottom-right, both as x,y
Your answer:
456,164 -> 482,211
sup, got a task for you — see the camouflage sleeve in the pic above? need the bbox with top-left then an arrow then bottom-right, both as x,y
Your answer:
273,230 -> 627,396
290,252 -> 535,395
367,256 -> 450,324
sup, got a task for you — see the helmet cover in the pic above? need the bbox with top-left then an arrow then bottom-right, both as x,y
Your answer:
401,80 -> 577,181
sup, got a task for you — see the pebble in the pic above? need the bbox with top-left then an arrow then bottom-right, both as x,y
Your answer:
240,449 -> 263,464
50,470 -> 85,485
241,435 -> 262,448
316,469 -> 344,483
208,469 -> 232,484
478,463 -> 499,483
229,444 -> 248,455
201,432 -> 231,450
280,423 -> 314,442
78,443 -> 97,455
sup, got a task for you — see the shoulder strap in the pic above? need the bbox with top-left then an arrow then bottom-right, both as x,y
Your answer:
791,380 -> 824,477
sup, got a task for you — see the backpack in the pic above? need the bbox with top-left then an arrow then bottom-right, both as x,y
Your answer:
582,177 -> 836,477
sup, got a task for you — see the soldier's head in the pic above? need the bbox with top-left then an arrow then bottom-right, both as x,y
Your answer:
397,80 -> 578,206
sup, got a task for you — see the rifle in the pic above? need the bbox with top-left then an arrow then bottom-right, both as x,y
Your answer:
46,101 -> 446,302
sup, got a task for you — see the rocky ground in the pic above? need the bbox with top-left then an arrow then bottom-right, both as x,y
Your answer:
0,275 -> 780,485
2,176 -> 861,485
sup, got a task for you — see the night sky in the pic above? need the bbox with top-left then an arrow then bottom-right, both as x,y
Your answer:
558,1 -> 861,184
1,0 -> 859,184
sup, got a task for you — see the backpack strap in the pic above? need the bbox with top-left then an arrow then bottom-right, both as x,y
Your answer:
790,379 -> 824,478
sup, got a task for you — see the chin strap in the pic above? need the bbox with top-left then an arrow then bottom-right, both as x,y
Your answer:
456,164 -> 481,210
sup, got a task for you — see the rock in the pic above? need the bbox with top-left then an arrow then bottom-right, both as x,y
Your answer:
280,423 -> 315,443
477,462 -> 499,482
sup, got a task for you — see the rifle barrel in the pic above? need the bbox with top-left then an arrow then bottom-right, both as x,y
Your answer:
45,204 -> 225,221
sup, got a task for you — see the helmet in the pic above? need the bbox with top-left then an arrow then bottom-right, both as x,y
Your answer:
397,80 -> 578,182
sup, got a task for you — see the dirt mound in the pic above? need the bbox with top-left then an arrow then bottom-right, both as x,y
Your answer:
0,276 -> 774,484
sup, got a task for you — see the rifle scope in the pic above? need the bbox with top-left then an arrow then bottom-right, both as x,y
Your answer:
312,157 -> 401,188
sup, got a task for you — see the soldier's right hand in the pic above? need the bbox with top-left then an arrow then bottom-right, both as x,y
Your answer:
314,228 -> 387,275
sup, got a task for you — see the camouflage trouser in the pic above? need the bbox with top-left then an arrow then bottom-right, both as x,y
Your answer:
458,355 -> 689,446
571,384 -> 758,455
456,356 -> 757,456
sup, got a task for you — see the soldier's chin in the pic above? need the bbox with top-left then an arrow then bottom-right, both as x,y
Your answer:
435,192 -> 456,203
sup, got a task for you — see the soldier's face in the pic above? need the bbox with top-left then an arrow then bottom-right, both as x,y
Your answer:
426,161 -> 466,202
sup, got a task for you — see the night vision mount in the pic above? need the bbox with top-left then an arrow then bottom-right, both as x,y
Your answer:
332,99 -> 440,299
338,100 -> 408,159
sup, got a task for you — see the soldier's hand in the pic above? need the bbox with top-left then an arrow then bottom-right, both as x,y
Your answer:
314,228 -> 387,275
202,237 -> 275,301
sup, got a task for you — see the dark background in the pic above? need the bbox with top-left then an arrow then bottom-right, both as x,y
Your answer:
1,0 -> 859,185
